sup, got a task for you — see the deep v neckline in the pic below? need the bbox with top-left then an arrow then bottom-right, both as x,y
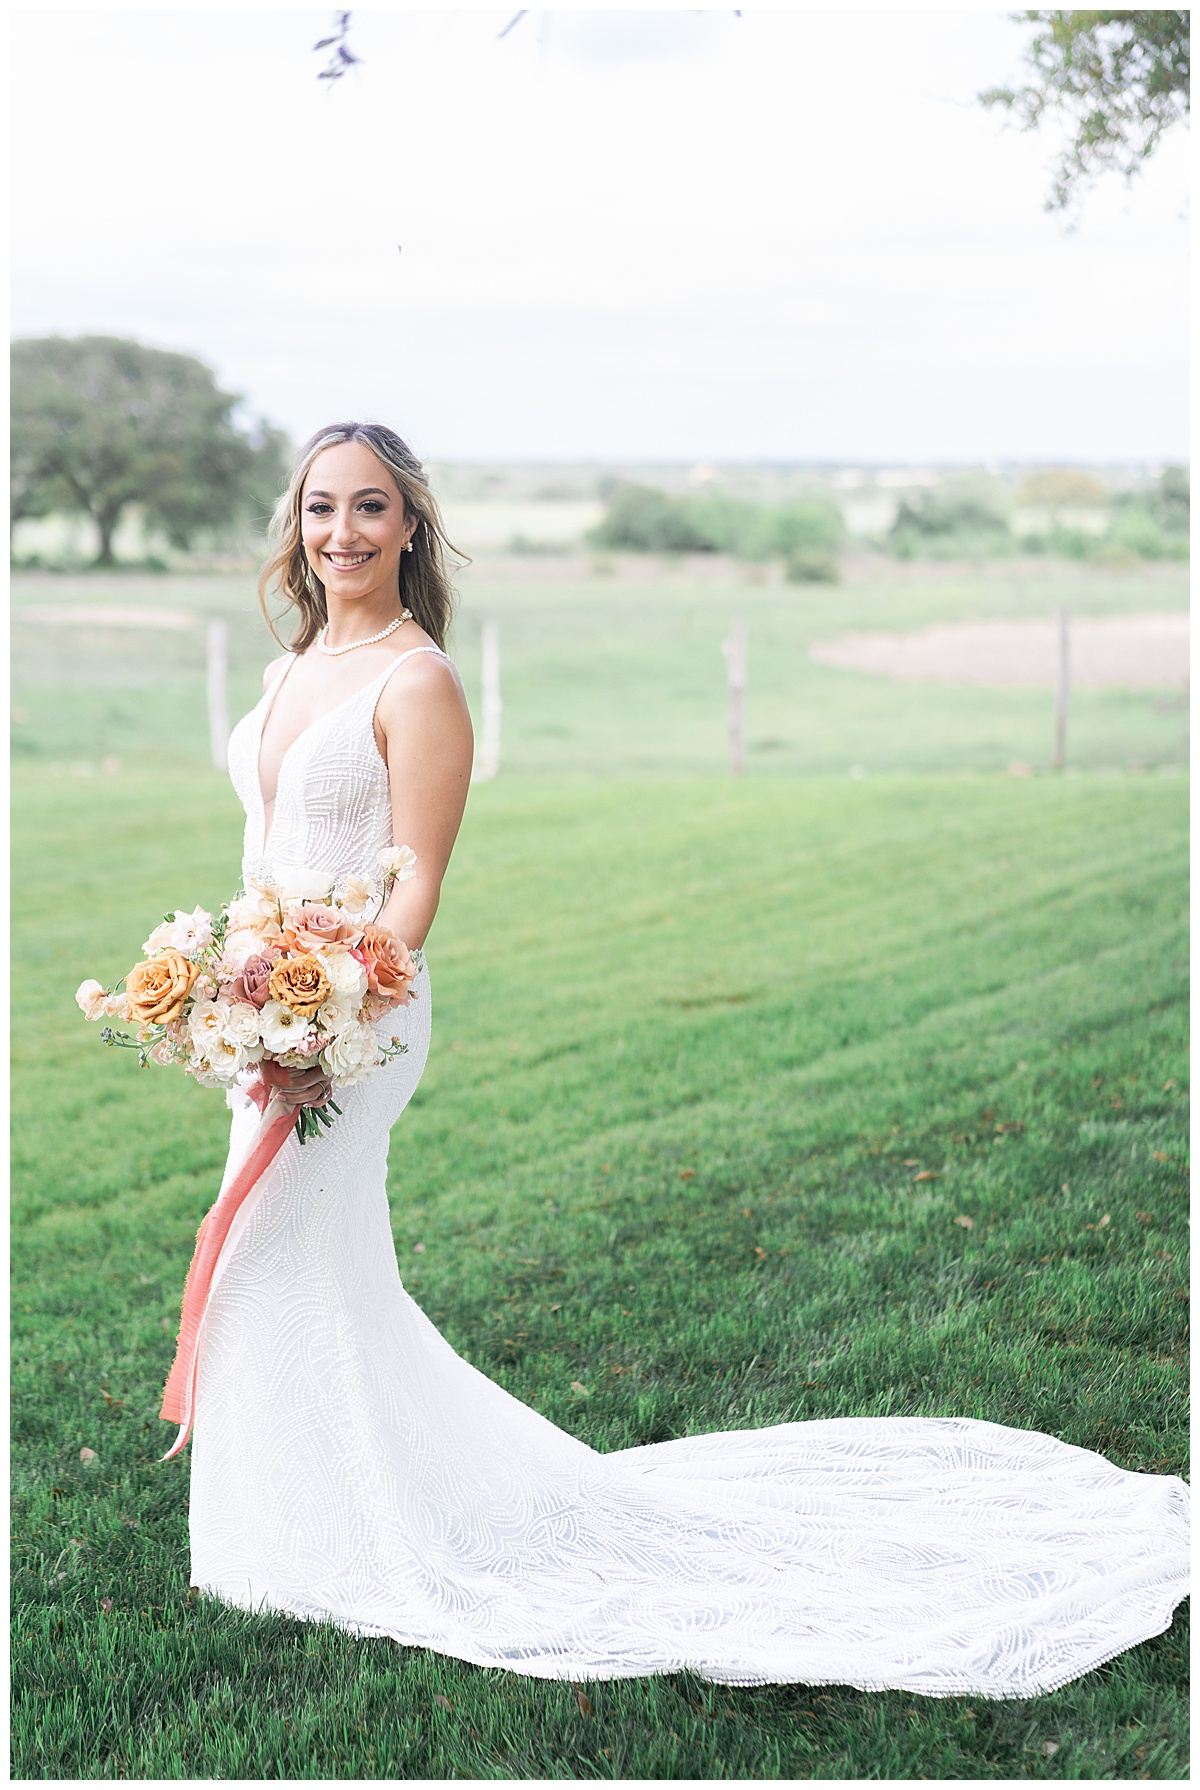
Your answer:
255,657 -> 389,856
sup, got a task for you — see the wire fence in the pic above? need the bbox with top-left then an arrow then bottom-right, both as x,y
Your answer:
11,562 -> 1190,782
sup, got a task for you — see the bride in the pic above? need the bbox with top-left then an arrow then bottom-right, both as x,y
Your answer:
186,420 -> 1187,1697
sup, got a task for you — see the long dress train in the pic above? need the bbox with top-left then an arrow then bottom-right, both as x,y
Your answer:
188,649 -> 1189,1697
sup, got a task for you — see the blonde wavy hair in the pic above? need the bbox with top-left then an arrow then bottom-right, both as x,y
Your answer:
258,422 -> 462,653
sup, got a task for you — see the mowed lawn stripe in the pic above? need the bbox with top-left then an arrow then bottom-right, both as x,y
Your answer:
12,769 -> 1188,1780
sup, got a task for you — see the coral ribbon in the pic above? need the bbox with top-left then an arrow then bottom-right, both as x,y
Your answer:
159,1091 -> 296,1460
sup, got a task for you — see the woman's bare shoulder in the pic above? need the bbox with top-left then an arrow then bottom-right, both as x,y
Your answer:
262,653 -> 294,692
378,643 -> 465,704
376,645 -> 471,743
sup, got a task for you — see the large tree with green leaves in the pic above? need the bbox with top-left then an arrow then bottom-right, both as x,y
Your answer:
10,336 -> 289,566
981,11 -> 1190,211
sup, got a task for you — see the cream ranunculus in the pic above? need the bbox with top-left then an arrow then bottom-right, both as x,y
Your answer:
322,947 -> 369,1003
188,999 -> 232,1049
206,1033 -> 255,1079
187,1049 -> 230,1089
75,979 -> 109,1021
259,999 -> 314,1055
320,1020 -> 380,1084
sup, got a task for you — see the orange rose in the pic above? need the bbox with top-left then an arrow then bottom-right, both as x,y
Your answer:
357,925 -> 417,1004
267,952 -> 332,1018
125,949 -> 201,1026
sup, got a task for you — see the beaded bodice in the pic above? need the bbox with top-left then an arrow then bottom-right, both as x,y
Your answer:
225,647 -> 448,893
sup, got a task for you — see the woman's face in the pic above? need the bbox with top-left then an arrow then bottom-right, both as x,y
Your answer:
301,440 -> 413,604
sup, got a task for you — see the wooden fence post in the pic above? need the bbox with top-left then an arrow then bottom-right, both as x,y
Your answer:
1053,604 -> 1070,772
476,620 -> 501,780
722,619 -> 747,776
207,618 -> 229,771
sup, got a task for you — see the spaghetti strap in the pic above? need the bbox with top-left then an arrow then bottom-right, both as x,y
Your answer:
377,644 -> 450,681
371,644 -> 451,703
370,645 -> 453,742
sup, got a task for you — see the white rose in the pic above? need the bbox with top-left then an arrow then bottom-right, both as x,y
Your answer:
259,999 -> 314,1055
188,999 -> 231,1048
221,1002 -> 263,1047
322,947 -> 368,1002
188,1048 -> 232,1089
219,927 -> 266,970
75,979 -> 108,1021
320,1020 -> 380,1084
316,996 -> 355,1037
210,1033 -> 257,1078
378,845 -> 417,881
276,866 -> 336,903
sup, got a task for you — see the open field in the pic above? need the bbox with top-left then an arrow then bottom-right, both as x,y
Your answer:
11,761 -> 1188,1779
12,557 -> 1190,778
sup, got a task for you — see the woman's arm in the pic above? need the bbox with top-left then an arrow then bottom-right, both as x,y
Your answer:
373,655 -> 474,950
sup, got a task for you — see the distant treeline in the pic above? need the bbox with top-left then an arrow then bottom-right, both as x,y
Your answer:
891,467 -> 1188,564
590,468 -> 1189,575
590,485 -> 844,581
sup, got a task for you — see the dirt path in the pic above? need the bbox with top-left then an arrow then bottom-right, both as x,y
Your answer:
13,605 -> 196,630
810,613 -> 1189,689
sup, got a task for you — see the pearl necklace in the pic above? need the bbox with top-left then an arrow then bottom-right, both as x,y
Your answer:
317,610 -> 413,657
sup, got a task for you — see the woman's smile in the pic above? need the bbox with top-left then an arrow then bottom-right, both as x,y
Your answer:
323,549 -> 376,569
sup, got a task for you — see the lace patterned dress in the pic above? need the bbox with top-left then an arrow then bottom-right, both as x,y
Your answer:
189,649 -> 1189,1696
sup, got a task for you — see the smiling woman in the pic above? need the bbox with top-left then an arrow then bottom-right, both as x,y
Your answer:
164,423 -> 1192,1701
258,421 -> 461,654
250,423 -> 474,951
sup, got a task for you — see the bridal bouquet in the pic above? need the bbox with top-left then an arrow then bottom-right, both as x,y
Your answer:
76,847 -> 422,1142
78,847 -> 425,1459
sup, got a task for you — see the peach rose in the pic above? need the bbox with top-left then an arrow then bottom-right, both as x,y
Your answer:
267,952 -> 332,1018
282,903 -> 362,953
125,949 -> 201,1026
357,925 -> 417,1005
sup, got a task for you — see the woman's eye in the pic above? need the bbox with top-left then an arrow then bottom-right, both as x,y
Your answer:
305,503 -> 332,515
358,501 -> 385,513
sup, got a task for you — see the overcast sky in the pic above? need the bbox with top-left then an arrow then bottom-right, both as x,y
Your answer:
12,7 -> 1190,463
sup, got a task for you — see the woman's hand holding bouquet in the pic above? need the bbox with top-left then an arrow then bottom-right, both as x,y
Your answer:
77,845 -> 421,1143
78,847 -> 423,1459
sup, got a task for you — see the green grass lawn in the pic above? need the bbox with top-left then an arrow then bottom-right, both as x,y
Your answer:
11,763 -> 1188,1779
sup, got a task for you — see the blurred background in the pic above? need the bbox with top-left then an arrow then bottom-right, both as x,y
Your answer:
10,7 -> 1190,779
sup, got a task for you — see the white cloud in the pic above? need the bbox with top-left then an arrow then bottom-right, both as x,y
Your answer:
11,8 -> 1188,459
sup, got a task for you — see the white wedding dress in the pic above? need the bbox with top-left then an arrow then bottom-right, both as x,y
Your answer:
189,649 -> 1189,1696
